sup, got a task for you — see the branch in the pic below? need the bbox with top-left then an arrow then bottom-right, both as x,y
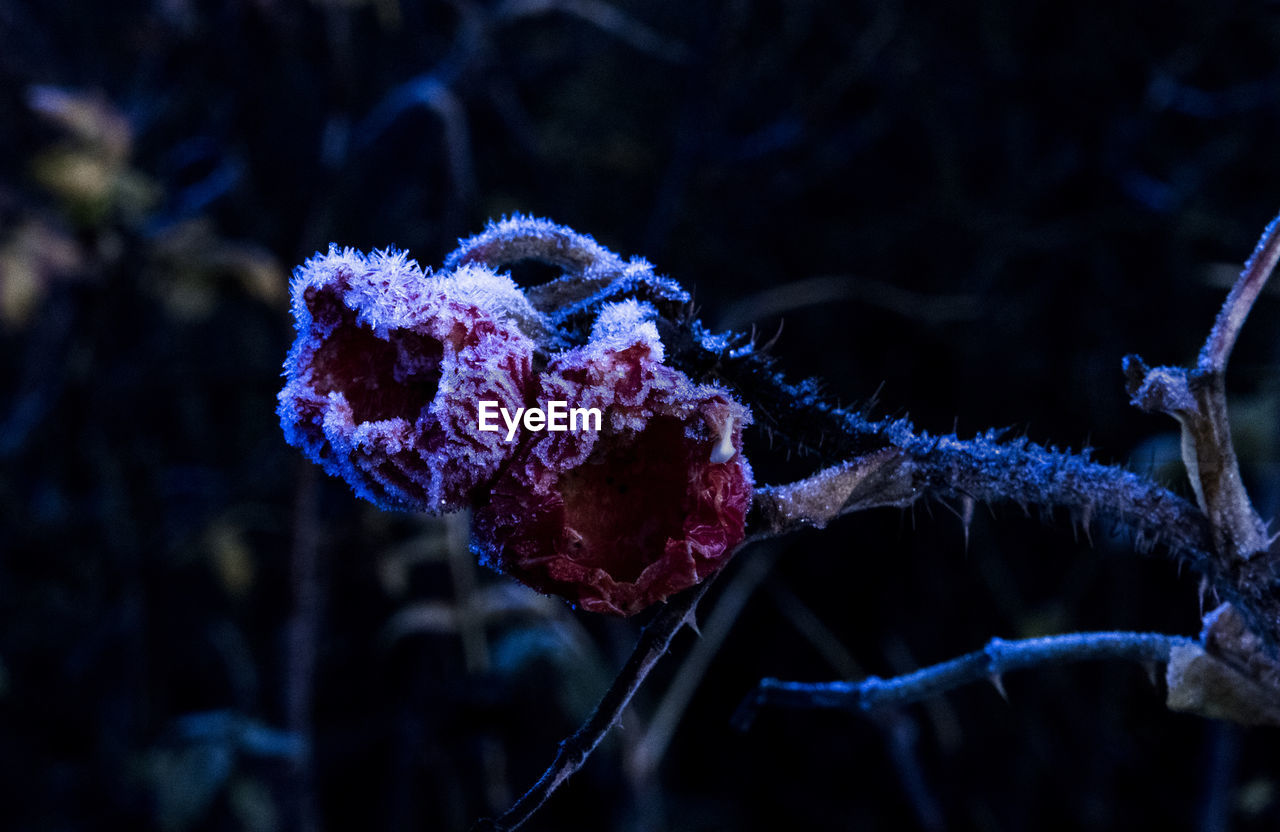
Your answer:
446,213 -> 629,278
444,215 -> 691,341
1123,214 -> 1279,562
734,631 -> 1194,728
472,577 -> 714,832
1199,212 -> 1280,373
748,440 -> 1214,568
1120,212 -> 1280,650
740,215 -> 1280,649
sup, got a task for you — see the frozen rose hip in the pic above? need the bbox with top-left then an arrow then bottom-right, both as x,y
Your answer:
277,246 -> 538,512
473,302 -> 753,616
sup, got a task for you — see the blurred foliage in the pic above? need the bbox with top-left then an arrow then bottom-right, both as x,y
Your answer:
4,0 -> 1280,830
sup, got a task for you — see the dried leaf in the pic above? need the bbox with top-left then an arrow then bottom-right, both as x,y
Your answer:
1166,606 -> 1280,726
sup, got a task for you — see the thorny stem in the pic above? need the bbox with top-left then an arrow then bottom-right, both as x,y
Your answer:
439,215 -> 1248,582
740,215 -> 1280,647
462,218 -> 1223,576
472,577 -> 714,832
734,632 -> 1195,726
747,441 -> 1214,568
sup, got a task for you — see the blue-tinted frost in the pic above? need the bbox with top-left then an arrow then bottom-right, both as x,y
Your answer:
587,300 -> 664,360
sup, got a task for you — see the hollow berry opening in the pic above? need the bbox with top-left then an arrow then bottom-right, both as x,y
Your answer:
555,416 -> 693,583
309,314 -> 443,425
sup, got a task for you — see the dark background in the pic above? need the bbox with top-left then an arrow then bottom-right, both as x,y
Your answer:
3,1 -> 1280,829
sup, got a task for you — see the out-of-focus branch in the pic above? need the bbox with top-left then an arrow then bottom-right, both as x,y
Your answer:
626,549 -> 777,783
286,465 -> 321,832
494,0 -> 692,63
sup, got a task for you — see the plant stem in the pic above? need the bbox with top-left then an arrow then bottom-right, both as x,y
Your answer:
472,577 -> 714,832
735,631 -> 1193,726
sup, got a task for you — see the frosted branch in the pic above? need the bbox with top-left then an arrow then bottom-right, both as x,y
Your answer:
735,632 -> 1194,728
